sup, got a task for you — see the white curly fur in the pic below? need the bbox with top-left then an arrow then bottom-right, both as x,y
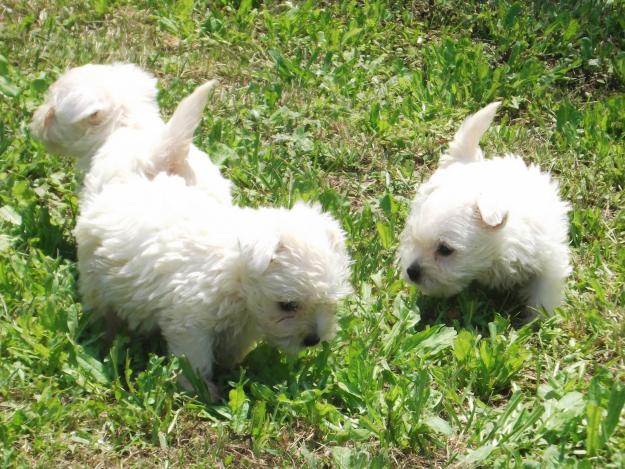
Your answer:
75,174 -> 352,398
30,63 -> 232,205
399,102 -> 571,316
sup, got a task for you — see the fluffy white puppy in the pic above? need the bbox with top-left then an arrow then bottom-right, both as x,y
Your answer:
30,63 -> 232,205
75,174 -> 352,398
399,102 -> 571,316
78,80 -> 231,206
30,63 -> 161,169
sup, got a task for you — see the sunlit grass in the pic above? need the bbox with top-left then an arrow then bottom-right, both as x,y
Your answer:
1,0 -> 624,466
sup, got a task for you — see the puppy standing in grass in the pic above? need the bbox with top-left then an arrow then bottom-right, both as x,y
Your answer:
399,102 -> 571,318
73,69 -> 353,398
30,63 -> 232,206
77,178 -> 352,398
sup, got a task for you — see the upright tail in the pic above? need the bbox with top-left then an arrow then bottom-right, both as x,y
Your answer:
441,101 -> 501,168
153,79 -> 218,175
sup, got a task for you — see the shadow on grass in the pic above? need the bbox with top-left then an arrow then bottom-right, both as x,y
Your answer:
214,341 -> 332,400
78,314 -> 314,406
18,202 -> 77,262
77,315 -> 169,382
413,283 -> 529,334
233,344 -> 292,387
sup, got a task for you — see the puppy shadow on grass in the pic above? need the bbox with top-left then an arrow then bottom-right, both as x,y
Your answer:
20,202 -> 77,262
79,314 -> 323,405
77,316 -> 173,393
211,342 -> 333,403
79,321 -> 245,406
414,284 -> 536,335
232,345 -> 292,387
80,315 -> 167,362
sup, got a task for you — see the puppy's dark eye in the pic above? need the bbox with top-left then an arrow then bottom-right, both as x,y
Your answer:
278,301 -> 299,313
436,243 -> 454,257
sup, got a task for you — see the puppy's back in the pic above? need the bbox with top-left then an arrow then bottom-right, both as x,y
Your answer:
76,175 -> 234,331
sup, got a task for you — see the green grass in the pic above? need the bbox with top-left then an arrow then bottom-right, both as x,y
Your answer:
1,0 -> 624,466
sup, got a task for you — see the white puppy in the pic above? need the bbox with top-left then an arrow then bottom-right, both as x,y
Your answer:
30,63 -> 232,205
75,174 -> 352,398
31,63 -> 161,169
399,102 -> 571,316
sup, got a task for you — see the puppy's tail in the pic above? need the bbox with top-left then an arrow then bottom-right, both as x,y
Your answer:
153,79 -> 218,175
442,101 -> 501,168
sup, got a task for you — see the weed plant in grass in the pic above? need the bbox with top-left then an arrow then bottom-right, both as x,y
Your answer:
1,0 -> 624,467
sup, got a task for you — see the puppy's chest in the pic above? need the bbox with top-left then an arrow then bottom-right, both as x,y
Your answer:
477,258 -> 537,290
212,320 -> 258,367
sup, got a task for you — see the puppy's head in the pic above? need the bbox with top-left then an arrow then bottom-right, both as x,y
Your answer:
399,169 -> 508,297
239,203 -> 352,353
30,63 -> 160,164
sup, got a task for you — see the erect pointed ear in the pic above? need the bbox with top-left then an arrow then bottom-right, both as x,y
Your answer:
292,201 -> 321,214
325,219 -> 346,251
292,202 -> 346,251
475,193 -> 508,230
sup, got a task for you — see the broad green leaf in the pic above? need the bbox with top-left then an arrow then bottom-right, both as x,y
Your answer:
237,0 -> 252,16
424,415 -> 452,435
75,347 -> 110,385
0,234 -> 14,252
586,401 -> 602,456
229,386 -> 250,434
545,391 -> 585,430
375,222 -> 393,249
379,192 -> 395,217
503,3 -> 521,29
250,400 -> 268,448
602,383 -> 625,445
563,19 -> 579,42
417,326 -> 457,355
0,76 -> 18,97
462,444 -> 495,465
0,205 -> 21,225
342,27 -> 362,44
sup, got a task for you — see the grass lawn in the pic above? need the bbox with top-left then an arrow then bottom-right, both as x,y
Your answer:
1,0 -> 624,467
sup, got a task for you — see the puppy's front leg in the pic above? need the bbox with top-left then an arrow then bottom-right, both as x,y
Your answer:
161,324 -> 218,400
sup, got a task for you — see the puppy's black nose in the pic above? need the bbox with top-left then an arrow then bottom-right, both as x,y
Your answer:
406,262 -> 421,283
302,334 -> 321,347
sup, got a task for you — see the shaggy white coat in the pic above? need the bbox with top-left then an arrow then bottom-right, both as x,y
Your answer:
76,174 -> 352,396
30,63 -> 231,205
399,102 -> 571,315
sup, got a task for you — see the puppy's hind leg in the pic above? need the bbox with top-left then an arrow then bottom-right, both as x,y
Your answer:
161,324 -> 218,401
521,271 -> 567,319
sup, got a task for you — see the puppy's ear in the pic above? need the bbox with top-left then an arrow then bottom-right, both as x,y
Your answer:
43,108 -> 56,129
292,202 -> 346,251
239,231 -> 281,275
325,221 -> 346,251
475,194 -> 508,230
30,105 -> 55,138
86,110 -> 104,125
153,79 -> 218,175
292,201 -> 322,214
69,103 -> 107,126
440,101 -> 501,169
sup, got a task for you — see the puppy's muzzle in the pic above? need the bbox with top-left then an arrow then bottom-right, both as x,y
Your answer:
302,334 -> 320,347
406,261 -> 421,283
